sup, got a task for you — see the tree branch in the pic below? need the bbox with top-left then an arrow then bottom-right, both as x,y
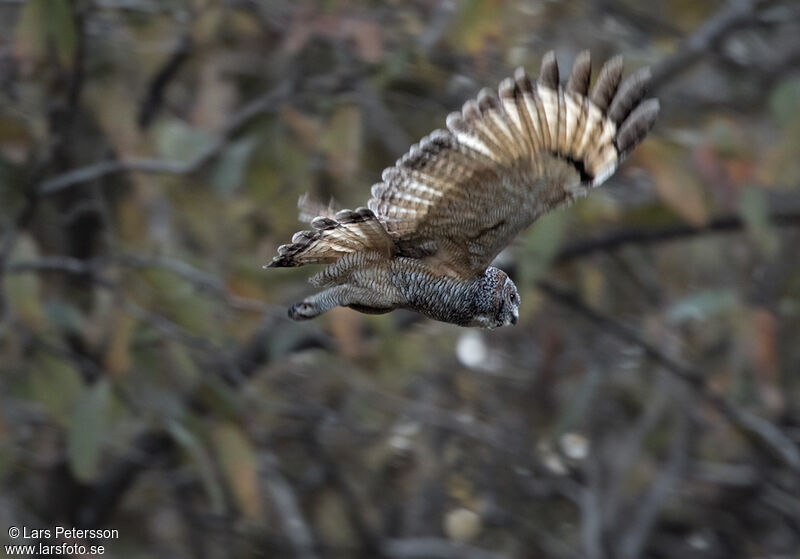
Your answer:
618,404 -> 691,559
536,280 -> 800,474
37,80 -> 294,195
650,0 -> 778,91
260,449 -> 319,559
76,431 -> 175,528
138,31 -> 193,129
7,254 -> 275,314
553,208 -> 800,264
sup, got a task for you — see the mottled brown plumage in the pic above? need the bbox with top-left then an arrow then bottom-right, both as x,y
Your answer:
267,51 -> 659,328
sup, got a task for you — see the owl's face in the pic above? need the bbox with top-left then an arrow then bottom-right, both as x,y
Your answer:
497,276 -> 521,327
471,267 -> 520,328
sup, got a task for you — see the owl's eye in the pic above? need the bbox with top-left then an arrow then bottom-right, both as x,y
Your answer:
509,292 -> 519,305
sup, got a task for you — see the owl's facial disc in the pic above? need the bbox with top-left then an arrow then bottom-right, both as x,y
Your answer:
472,267 -> 520,328
499,277 -> 520,327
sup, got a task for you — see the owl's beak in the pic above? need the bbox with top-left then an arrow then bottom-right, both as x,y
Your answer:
503,308 -> 518,326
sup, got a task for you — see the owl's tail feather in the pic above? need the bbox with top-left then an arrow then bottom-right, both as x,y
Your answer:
455,50 -> 658,188
297,193 -> 339,224
265,207 -> 395,269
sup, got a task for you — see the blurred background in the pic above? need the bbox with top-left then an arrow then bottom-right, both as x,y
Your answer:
1,0 -> 800,558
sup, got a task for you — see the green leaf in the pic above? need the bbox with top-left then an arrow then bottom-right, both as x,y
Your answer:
67,379 -> 112,483
322,104 -> 362,183
667,289 -> 739,325
15,0 -> 76,66
29,353 -> 83,425
166,341 -> 202,387
449,0 -> 503,54
6,235 -> 45,329
167,420 -> 226,515
136,267 -> 217,337
0,444 -> 12,485
769,78 -> 800,125
739,186 -> 779,258
154,120 -> 215,163
553,367 -> 602,438
212,135 -> 257,197
517,211 -> 568,287
44,301 -> 85,335
193,374 -> 244,422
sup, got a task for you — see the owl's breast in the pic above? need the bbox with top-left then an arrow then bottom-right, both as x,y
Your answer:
389,258 -> 482,326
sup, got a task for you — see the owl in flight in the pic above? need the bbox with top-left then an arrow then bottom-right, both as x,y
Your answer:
267,51 -> 659,328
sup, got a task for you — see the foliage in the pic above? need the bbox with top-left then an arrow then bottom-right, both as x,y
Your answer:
1,0 -> 799,558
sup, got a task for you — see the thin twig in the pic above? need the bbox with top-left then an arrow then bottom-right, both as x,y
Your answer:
7,254 -> 275,314
355,80 -> 413,157
338,368 -> 514,452
604,376 -> 671,524
417,0 -> 458,55
114,253 -> 277,313
618,402 -> 691,559
76,431 -> 175,528
309,426 -> 383,556
120,298 -> 214,350
553,208 -> 800,264
138,32 -> 194,128
37,81 -> 294,195
579,465 -> 605,559
536,280 -> 800,473
7,255 -> 95,275
0,1 -> 89,320
260,449 -> 319,559
650,0 -> 778,91
8,256 -> 237,362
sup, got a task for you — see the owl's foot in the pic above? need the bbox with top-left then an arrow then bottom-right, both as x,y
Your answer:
288,301 -> 319,320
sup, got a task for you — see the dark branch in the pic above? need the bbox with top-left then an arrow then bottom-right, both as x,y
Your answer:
138,32 -> 193,129
649,0 -> 778,91
76,431 -> 175,528
37,80 -> 294,195
536,280 -> 800,474
260,449 -> 320,559
554,208 -> 800,264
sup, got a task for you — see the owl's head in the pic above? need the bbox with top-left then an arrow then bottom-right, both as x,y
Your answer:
471,267 -> 520,329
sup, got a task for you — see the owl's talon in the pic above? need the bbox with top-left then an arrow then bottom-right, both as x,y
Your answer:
288,301 -> 317,320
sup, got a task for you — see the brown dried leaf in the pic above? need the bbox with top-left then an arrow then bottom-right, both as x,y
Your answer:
280,106 -> 323,151
211,422 -> 263,519
341,18 -> 384,63
747,307 -> 783,413
637,142 -> 709,226
322,104 -> 362,183
328,307 -> 364,358
448,0 -> 503,54
103,309 -> 135,378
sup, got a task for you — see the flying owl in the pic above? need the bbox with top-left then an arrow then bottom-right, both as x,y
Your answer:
267,51 -> 659,328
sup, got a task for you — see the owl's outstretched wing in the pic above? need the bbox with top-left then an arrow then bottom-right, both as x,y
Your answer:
265,207 -> 394,268
367,51 -> 659,278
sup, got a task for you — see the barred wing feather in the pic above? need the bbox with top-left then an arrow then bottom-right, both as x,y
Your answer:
367,51 -> 659,278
